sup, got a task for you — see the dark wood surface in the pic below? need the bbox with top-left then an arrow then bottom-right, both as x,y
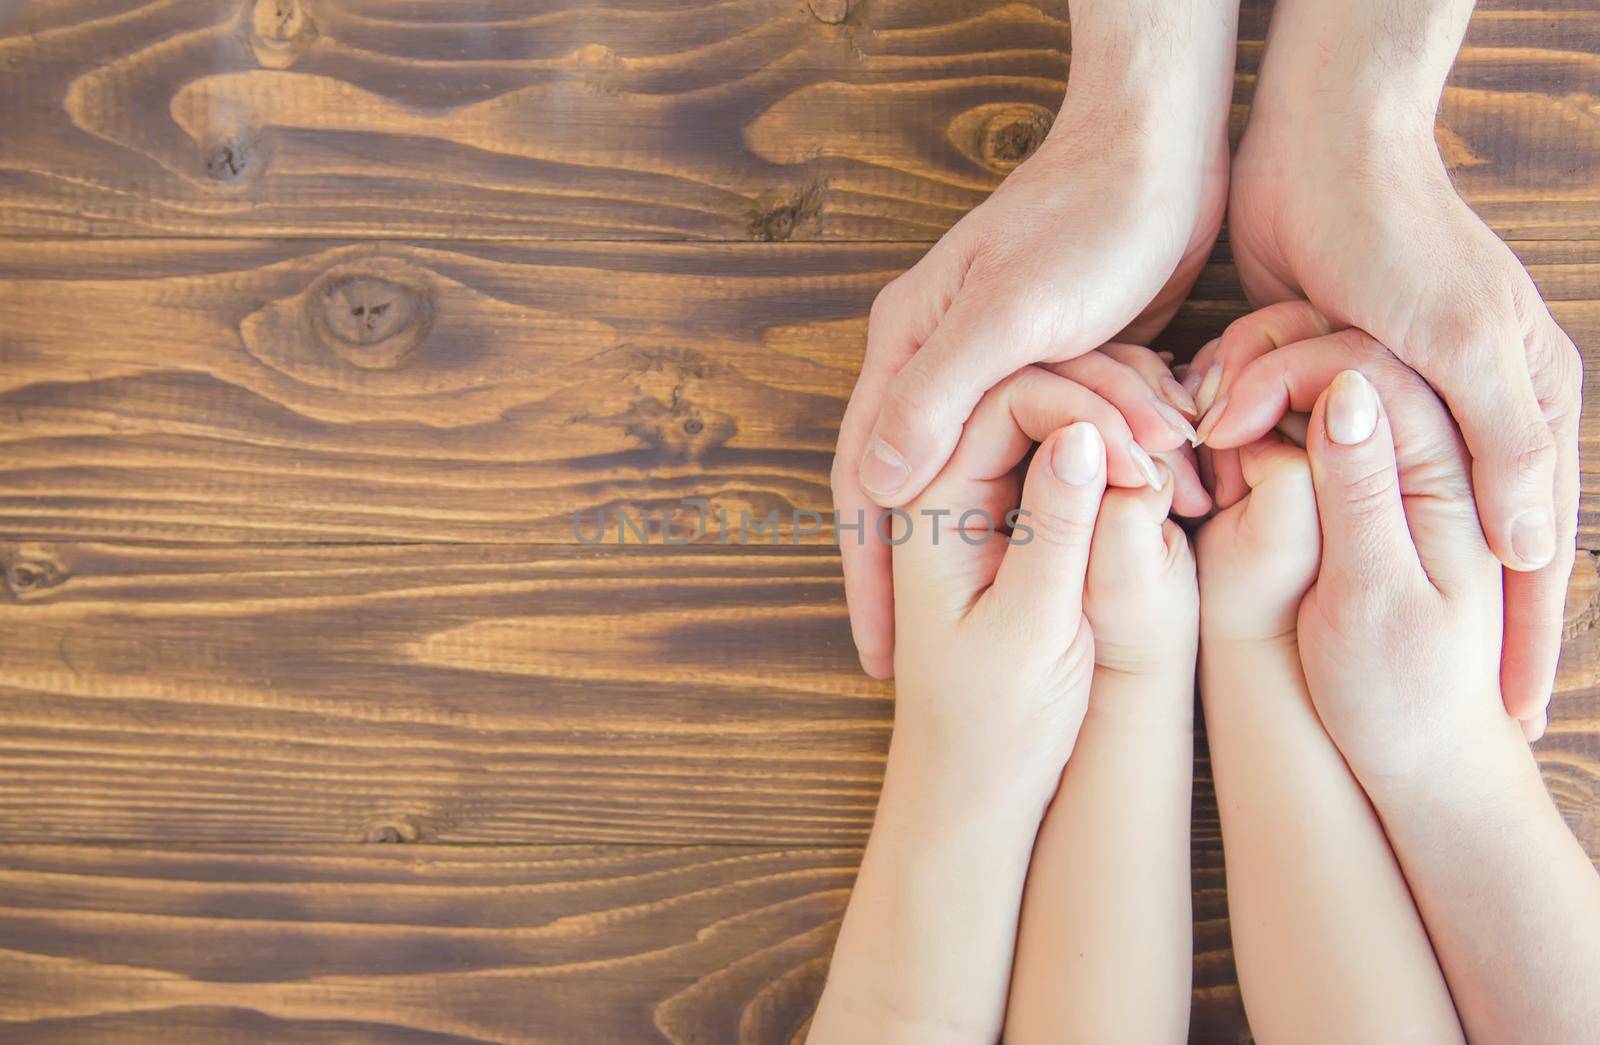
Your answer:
1,1 -> 1596,1041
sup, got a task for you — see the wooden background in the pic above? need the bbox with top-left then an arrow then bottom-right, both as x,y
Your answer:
0,0 -> 1595,1041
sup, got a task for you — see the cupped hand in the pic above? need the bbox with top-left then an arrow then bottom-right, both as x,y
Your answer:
890,366 -> 1177,798
835,104 -> 1227,677
1296,368 -> 1517,797
1227,102 -> 1581,723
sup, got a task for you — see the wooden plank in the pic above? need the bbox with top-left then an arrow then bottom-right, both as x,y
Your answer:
0,840 -> 1248,1043
0,0 -> 1594,240
3,237 -> 1599,545
0,842 -> 849,1042
2,540 -> 1597,850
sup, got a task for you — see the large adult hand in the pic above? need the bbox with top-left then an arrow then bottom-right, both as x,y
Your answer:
1223,0 -> 1582,721
834,0 -> 1239,676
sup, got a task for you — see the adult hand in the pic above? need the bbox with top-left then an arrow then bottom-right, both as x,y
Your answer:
1224,0 -> 1582,721
834,0 -> 1238,676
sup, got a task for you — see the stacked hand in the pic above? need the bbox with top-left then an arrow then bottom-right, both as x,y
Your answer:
815,0 -> 1594,1039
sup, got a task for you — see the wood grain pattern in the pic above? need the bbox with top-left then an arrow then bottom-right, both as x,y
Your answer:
0,840 -> 1258,1042
3,540 -> 1597,853
3,2 -> 1598,1040
3,237 -> 1598,545
0,0 -> 1594,240
0,843 -> 850,1042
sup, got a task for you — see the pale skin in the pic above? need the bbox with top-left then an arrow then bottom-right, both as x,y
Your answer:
1196,416 -> 1461,1039
1006,455 -> 1197,1043
835,0 -> 1580,737
832,0 -> 1237,679
1196,331 -> 1600,1043
810,355 -> 1196,1043
816,323 -> 1600,1039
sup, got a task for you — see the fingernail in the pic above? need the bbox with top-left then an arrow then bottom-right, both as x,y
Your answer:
1155,351 -> 1176,364
1153,398 -> 1200,444
858,438 -> 910,497
1324,370 -> 1378,446
1160,375 -> 1199,417
1148,458 -> 1171,491
1195,364 -> 1223,416
1051,422 -> 1104,486
1194,395 -> 1229,445
1510,507 -> 1556,568
1130,442 -> 1164,489
1520,711 -> 1547,744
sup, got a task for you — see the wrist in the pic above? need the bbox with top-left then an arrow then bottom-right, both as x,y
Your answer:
1358,710 -> 1541,818
1246,0 -> 1471,155
1044,1 -> 1237,176
876,723 -> 1061,842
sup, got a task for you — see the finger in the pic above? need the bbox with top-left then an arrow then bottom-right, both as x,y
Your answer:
1099,341 -> 1200,419
834,333 -> 910,679
1422,336 -> 1558,573
1520,709 -> 1548,744
1198,332 -> 1482,551
988,421 -> 1107,637
1091,462 -> 1180,563
1208,446 -> 1249,511
1236,435 -> 1321,575
922,366 -> 1161,508
858,295 -> 1039,507
1182,338 -> 1220,402
1306,370 -> 1430,603
1203,300 -> 1336,413
1193,301 -> 1338,444
835,263 -> 960,677
1156,445 -> 1213,517
1500,321 -> 1582,719
1046,351 -> 1196,449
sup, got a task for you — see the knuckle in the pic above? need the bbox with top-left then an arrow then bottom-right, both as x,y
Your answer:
1337,463 -> 1401,519
1505,421 -> 1558,483
868,276 -> 910,327
1024,506 -> 1098,548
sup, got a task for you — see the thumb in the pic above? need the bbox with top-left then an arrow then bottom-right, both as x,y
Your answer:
1306,371 -> 1428,605
857,299 -> 1033,507
1425,342 -> 1558,573
989,421 -> 1107,638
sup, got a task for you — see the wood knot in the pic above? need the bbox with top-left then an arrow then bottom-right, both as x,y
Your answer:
204,135 -> 257,183
748,182 -> 824,241
3,549 -> 67,600
251,0 -> 314,68
366,819 -> 420,843
310,273 -> 435,370
980,106 -> 1053,170
807,0 -> 850,25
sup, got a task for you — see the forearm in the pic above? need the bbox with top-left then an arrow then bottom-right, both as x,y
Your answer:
1006,668 -> 1194,1044
1368,723 -> 1600,1044
1046,0 -> 1239,166
1201,639 -> 1462,1044
1252,0 -> 1473,140
810,729 -> 1051,1043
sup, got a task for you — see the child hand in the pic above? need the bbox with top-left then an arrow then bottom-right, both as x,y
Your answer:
844,342 -> 1211,678
1083,470 -> 1198,706
1193,322 -> 1517,789
890,365 -> 1135,804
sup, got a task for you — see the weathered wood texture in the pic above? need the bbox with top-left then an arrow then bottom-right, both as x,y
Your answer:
0,840 -> 1257,1041
2,1 -> 1597,1041
3,540 -> 1598,851
3,238 -> 1598,544
0,0 -> 1594,240
0,843 -> 850,1041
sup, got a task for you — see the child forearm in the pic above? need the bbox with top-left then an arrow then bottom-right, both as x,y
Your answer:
1005,669 -> 1195,1043
1201,640 -> 1462,1044
809,729 -> 1052,1044
1364,721 -> 1600,1044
